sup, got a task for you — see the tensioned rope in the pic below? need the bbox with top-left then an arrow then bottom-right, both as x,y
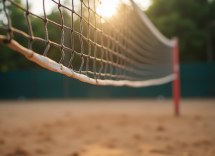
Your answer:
0,0 -> 176,87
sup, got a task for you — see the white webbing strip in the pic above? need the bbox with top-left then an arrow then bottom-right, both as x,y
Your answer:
0,35 -> 176,88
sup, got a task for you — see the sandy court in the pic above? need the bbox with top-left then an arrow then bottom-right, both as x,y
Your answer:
0,99 -> 215,156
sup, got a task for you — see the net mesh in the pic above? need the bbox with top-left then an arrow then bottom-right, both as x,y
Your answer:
0,0 -> 174,85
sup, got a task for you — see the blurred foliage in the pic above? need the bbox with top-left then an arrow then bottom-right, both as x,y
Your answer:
145,0 -> 215,62
0,0 -> 32,71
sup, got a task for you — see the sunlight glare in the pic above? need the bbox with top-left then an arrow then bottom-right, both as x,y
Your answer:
96,0 -> 119,18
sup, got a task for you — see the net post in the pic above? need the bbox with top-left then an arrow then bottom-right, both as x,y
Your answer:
172,38 -> 180,116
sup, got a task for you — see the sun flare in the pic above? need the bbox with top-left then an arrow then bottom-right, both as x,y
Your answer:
96,0 -> 119,18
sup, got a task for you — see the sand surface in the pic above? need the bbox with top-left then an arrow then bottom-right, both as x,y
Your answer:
0,99 -> 215,156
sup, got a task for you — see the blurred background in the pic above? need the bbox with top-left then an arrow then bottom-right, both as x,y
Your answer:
0,0 -> 215,99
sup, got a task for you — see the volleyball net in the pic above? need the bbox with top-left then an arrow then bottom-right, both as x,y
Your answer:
0,0 -> 179,88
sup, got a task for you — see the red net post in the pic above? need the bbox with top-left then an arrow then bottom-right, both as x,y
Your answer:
172,38 -> 180,116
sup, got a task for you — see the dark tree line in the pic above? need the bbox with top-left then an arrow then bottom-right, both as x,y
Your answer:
145,0 -> 215,62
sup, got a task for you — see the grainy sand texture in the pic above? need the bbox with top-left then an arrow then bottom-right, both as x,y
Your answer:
0,99 -> 215,156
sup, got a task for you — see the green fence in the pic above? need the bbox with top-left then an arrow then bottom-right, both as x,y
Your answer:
0,63 -> 214,99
